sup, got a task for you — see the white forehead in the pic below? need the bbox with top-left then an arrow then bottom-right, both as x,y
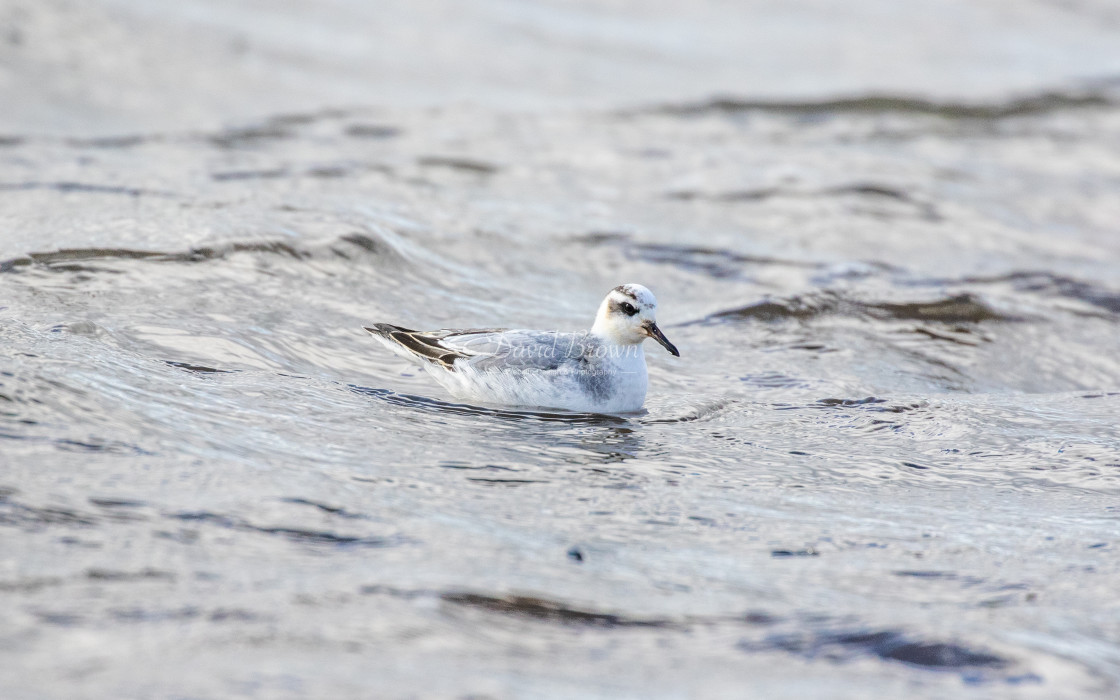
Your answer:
610,283 -> 657,309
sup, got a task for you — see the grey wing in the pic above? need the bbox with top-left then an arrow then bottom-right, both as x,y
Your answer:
441,330 -> 591,371
365,325 -> 590,371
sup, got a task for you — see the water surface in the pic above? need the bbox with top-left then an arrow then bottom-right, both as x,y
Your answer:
2,2 -> 1120,698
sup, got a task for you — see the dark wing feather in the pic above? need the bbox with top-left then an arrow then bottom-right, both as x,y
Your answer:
364,323 -> 471,368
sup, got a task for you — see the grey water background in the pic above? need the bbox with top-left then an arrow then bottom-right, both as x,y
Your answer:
2,1 -> 1120,697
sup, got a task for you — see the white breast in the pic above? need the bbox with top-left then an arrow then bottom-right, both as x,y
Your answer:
424,342 -> 649,414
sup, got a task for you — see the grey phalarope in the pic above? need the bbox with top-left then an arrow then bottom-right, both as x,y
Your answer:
365,283 -> 678,413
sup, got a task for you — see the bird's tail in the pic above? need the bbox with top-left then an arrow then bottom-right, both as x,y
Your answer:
364,324 -> 426,365
364,324 -> 466,368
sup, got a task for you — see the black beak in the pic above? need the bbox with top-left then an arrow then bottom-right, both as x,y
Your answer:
644,322 -> 680,357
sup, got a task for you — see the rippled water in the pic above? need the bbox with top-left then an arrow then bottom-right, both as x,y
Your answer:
3,2 -> 1120,699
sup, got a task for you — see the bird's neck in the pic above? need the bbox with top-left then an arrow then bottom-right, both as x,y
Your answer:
590,324 -> 641,347
587,329 -> 646,369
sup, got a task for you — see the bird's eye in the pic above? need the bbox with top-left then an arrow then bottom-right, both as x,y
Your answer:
620,302 -> 638,316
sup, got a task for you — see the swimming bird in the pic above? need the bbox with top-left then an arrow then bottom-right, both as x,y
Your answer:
365,283 -> 679,413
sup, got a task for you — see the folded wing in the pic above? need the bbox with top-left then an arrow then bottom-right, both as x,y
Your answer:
365,325 -> 589,372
